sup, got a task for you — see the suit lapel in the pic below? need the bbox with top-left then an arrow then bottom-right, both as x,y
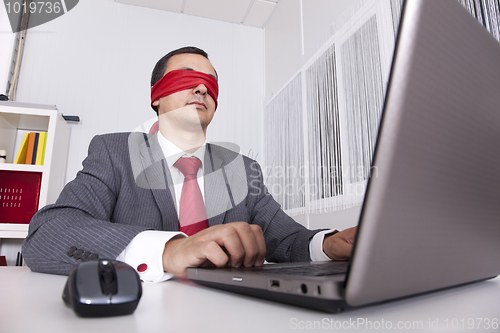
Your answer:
138,133 -> 179,232
204,144 -> 231,226
136,138 -> 239,230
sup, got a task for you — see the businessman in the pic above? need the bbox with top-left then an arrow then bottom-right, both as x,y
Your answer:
22,46 -> 356,282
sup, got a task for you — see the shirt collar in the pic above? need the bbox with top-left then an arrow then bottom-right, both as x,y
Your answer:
157,131 -> 206,170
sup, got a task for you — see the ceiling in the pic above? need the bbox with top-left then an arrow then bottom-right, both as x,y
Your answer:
115,0 -> 280,28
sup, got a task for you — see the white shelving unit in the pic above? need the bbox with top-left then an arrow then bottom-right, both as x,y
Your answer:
0,101 -> 70,239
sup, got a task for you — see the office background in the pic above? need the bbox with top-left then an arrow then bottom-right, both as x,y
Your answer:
1,0 -> 499,262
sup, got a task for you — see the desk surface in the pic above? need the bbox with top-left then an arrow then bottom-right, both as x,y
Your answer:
1,267 -> 499,333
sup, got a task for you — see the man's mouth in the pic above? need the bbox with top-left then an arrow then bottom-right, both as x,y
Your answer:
188,101 -> 207,109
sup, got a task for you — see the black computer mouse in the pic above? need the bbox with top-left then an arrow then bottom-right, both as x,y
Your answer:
62,259 -> 142,317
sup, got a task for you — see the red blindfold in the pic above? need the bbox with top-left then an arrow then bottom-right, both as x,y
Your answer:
151,69 -> 219,111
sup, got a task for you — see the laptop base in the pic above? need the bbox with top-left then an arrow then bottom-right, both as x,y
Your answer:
190,278 -> 353,313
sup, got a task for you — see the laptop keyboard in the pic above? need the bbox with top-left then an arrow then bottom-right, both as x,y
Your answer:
261,261 -> 349,277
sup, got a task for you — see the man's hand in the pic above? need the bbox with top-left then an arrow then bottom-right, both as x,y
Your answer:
162,222 -> 266,277
322,227 -> 357,260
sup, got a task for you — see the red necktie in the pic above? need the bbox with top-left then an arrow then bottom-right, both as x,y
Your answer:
174,157 -> 209,236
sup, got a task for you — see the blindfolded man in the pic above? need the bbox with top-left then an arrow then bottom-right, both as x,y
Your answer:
23,46 -> 356,281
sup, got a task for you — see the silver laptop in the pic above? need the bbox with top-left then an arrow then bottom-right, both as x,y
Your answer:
187,0 -> 500,313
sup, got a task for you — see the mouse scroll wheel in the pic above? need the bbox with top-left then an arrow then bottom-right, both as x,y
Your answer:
102,269 -> 115,284
99,261 -> 118,295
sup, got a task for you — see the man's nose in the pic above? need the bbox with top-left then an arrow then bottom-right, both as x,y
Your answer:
193,84 -> 207,96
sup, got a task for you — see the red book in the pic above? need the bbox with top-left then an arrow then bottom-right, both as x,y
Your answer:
0,170 -> 42,224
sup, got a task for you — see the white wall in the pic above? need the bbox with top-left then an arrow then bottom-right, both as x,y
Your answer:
264,0 -> 302,102
292,205 -> 361,230
265,0 -> 357,102
0,5 -> 16,94
14,0 -> 264,183
7,0 -> 360,232
264,0 -> 369,230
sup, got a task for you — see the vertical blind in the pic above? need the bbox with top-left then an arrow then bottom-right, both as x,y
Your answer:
458,0 -> 500,41
341,16 -> 384,184
306,45 -> 343,203
390,0 -> 500,40
264,0 -> 500,215
264,74 -> 305,212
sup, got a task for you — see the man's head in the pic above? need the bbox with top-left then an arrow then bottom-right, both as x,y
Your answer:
150,47 -> 216,90
150,46 -> 218,133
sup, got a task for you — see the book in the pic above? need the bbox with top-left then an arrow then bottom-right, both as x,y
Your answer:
31,132 -> 40,165
0,170 -> 42,224
25,132 -> 36,165
35,132 -> 47,165
14,133 -> 29,164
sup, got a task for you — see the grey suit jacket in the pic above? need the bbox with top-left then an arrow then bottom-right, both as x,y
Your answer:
22,132 -> 321,275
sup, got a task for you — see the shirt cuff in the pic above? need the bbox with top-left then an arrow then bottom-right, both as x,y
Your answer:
116,230 -> 186,283
309,229 -> 339,261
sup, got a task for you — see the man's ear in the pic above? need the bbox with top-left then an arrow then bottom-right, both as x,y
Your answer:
152,99 -> 159,106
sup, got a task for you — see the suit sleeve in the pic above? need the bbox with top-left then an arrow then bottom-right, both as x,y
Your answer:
245,160 -> 326,262
22,135 -> 150,275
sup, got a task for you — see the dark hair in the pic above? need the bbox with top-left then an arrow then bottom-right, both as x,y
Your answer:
150,46 -> 211,114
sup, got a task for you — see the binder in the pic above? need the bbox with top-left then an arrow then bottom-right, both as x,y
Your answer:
31,132 -> 40,165
25,132 -> 37,165
35,132 -> 47,165
14,133 -> 29,164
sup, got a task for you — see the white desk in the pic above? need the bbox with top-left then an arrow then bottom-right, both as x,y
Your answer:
1,267 -> 499,333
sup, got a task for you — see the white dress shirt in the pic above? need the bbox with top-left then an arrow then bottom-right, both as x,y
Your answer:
117,131 -> 334,282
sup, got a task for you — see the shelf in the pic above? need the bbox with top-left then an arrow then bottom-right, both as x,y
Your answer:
0,101 -> 70,246
0,224 -> 29,238
0,163 -> 44,172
